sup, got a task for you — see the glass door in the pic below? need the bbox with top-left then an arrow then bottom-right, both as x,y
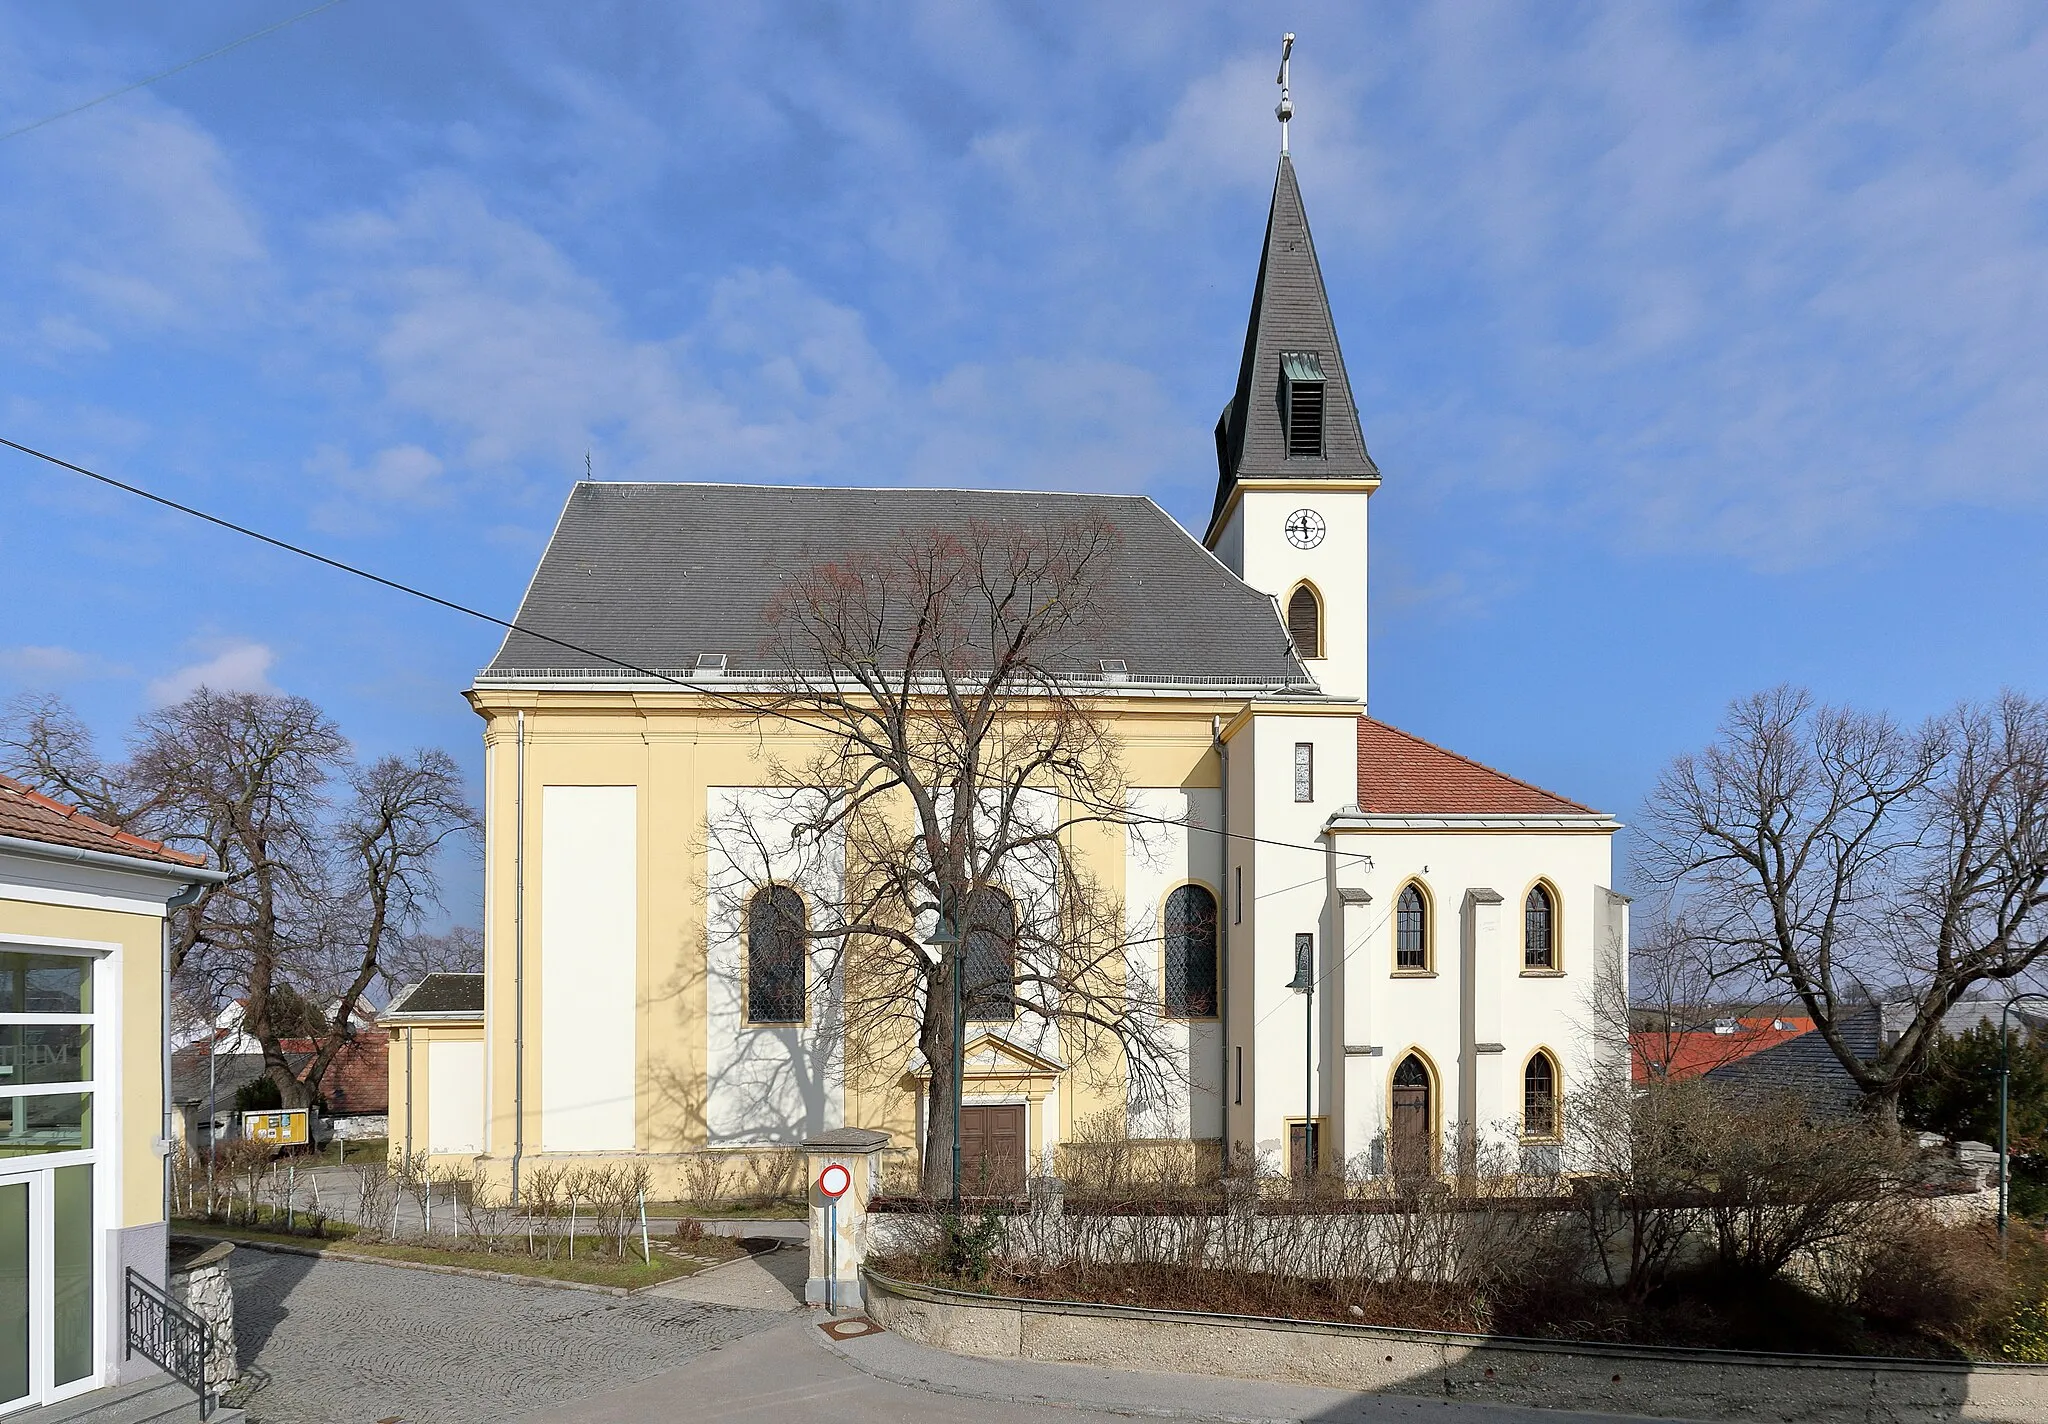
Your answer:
0,1180 -> 24,1411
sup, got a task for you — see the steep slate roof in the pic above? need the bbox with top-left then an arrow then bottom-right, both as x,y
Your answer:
1209,154 -> 1379,539
1702,1004 -> 1880,1116
384,973 -> 485,1019
0,772 -> 206,868
1354,719 -> 1598,816
484,484 -> 1311,688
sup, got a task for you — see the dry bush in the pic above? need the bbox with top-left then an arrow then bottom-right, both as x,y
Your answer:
681,1154 -> 723,1205
733,1150 -> 801,1204
347,1162 -> 392,1239
452,1161 -> 515,1251
1847,1214 -> 2005,1340
523,1165 -> 565,1257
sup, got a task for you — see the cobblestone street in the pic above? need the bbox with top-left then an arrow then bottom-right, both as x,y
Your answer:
225,1248 -> 790,1424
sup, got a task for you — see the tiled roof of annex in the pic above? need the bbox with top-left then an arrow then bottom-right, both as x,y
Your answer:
1354,718 -> 1599,817
0,772 -> 205,868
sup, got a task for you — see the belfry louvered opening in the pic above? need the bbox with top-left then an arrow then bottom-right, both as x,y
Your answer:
1280,351 -> 1326,459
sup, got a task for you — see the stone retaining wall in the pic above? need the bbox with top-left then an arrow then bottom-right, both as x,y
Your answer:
862,1270 -> 2048,1423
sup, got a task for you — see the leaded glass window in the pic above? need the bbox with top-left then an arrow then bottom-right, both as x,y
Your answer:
1164,885 -> 1219,1019
1524,884 -> 1555,970
963,886 -> 1017,1022
746,885 -> 806,1023
1523,1052 -> 1559,1139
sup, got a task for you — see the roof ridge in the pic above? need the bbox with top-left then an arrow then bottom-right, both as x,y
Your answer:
0,772 -> 207,866
1359,717 -> 1598,815
572,479 -> 1154,501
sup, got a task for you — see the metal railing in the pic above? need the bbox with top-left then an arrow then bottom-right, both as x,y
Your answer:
124,1267 -> 215,1420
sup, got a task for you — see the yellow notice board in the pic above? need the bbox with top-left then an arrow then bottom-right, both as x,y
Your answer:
242,1109 -> 309,1145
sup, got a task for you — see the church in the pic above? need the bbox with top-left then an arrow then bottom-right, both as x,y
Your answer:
395,130 -> 1627,1199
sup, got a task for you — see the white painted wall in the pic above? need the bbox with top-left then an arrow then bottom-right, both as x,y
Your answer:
1324,825 -> 1620,1173
539,785 -> 637,1152
1124,788 -> 1224,1140
427,1039 -> 485,1154
1212,484 -> 1372,705
703,787 -> 846,1145
1239,711 -> 1361,1169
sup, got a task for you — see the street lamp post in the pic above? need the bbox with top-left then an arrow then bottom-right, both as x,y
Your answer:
1287,933 -> 1315,1182
1999,993 -> 2048,1242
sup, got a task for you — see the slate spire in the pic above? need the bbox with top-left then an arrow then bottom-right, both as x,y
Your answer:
1207,154 -> 1378,543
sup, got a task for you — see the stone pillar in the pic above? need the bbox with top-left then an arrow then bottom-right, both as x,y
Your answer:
802,1128 -> 890,1311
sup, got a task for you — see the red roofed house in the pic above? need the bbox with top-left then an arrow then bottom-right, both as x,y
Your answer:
0,773 -> 224,1411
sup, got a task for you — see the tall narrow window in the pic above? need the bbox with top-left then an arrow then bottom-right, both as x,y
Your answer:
963,885 -> 1017,1022
1293,741 -> 1314,802
1523,1051 -> 1559,1139
1281,352 -> 1327,458
1396,884 -> 1427,970
1164,885 -> 1219,1018
746,885 -> 806,1023
1524,884 -> 1556,970
1233,867 -> 1242,925
1286,585 -> 1322,659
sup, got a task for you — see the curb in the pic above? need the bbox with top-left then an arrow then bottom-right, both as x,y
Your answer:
177,1228 -> 742,1299
811,1325 -> 1306,1424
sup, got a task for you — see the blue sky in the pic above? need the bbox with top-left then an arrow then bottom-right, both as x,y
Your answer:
4,0 -> 2047,919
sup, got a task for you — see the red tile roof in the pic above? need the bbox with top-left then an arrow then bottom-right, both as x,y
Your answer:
1631,1017 -> 1817,1084
0,773 -> 206,868
285,1033 -> 389,1115
1354,719 -> 1597,816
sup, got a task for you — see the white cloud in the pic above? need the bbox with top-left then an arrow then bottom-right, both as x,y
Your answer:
0,645 -> 104,682
147,641 -> 277,707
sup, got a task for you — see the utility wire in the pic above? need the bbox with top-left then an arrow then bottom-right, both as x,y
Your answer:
1,432 -> 1383,865
1,0 -> 349,143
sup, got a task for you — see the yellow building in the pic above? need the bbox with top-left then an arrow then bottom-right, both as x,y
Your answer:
0,773 -> 222,1413
410,151 -> 1622,1202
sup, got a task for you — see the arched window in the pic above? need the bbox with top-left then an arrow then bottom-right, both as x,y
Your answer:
746,885 -> 805,1023
1523,1051 -> 1559,1140
962,885 -> 1016,1022
1164,885 -> 1218,1019
1395,884 -> 1428,971
1286,584 -> 1323,659
1524,884 -> 1556,970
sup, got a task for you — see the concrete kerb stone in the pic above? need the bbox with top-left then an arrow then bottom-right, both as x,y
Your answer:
862,1269 -> 2048,1424
179,1228 -> 748,1299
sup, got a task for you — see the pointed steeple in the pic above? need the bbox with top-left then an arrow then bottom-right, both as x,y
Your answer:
1206,154 -> 1378,545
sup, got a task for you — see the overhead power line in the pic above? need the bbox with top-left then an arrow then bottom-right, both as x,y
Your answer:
0,433 -> 1375,866
1,0 -> 349,144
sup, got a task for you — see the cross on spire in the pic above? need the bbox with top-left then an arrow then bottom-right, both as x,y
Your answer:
1275,32 -> 1295,154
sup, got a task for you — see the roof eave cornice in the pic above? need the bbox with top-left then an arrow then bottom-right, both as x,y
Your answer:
1325,811 -> 1622,833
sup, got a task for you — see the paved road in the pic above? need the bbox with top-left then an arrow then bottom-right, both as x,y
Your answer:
227,1245 -> 1697,1424
224,1249 -> 786,1424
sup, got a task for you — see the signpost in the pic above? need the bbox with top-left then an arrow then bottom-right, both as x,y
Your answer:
817,1162 -> 852,1312
241,1109 -> 310,1147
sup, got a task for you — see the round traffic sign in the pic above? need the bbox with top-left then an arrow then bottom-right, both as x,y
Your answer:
817,1162 -> 852,1200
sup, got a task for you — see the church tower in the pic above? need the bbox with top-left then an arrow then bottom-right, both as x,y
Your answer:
1204,128 -> 1379,707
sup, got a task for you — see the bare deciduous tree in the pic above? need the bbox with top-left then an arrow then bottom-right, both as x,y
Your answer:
708,518 -> 1180,1197
1640,685 -> 2048,1126
2,690 -> 478,1108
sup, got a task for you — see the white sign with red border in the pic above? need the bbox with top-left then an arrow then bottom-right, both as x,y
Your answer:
817,1162 -> 852,1200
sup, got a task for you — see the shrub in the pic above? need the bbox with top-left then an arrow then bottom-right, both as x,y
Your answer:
1851,1217 -> 2003,1340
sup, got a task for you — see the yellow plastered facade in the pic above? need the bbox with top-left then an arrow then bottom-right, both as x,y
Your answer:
0,894 -> 163,1231
393,690 -> 1236,1194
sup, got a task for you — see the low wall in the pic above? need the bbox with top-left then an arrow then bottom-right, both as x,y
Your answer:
863,1271 -> 2048,1424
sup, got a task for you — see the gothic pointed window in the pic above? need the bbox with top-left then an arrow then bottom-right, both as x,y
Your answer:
1280,352 -> 1326,458
1524,884 -> 1556,970
1395,883 -> 1428,971
963,886 -> 1017,1022
1286,584 -> 1322,659
746,885 -> 806,1024
1164,884 -> 1218,1019
1523,1051 -> 1560,1140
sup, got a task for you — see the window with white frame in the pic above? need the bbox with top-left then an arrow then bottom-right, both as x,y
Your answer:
0,951 -> 94,1157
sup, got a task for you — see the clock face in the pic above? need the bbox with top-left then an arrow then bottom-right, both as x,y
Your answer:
1284,509 -> 1326,549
